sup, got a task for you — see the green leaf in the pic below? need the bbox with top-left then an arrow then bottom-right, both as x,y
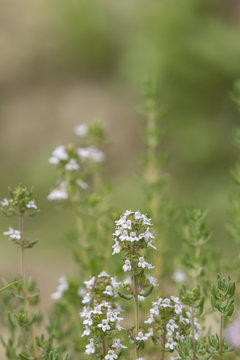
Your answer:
117,291 -> 133,300
139,285 -> 154,297
24,240 -> 38,249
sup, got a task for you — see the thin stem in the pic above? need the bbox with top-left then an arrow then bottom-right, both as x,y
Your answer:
19,215 -> 39,360
161,330 -> 166,360
220,314 -> 223,360
191,306 -> 195,360
102,336 -> 108,356
0,281 -> 17,293
133,273 -> 140,360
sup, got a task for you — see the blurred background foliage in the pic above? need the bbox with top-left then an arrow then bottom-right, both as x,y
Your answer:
1,0 -> 240,308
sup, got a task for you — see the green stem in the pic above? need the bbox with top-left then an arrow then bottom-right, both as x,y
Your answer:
133,273 -> 140,360
161,330 -> 166,360
220,314 -> 223,360
19,215 -> 39,360
0,281 -> 17,292
191,306 -> 196,360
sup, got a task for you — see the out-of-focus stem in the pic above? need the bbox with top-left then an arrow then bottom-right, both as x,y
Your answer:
19,215 -> 39,360
161,330 -> 166,360
191,306 -> 196,360
220,314 -> 223,360
133,273 -> 140,360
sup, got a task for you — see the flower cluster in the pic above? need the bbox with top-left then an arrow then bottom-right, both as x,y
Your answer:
0,186 -> 38,216
113,211 -> 156,272
145,296 -> 201,353
80,271 -> 126,359
48,122 -> 106,202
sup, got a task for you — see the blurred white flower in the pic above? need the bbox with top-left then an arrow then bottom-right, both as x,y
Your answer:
48,145 -> 68,164
3,227 -> 21,240
78,146 -> 105,162
65,158 -> 80,171
26,200 -> 38,209
172,269 -> 187,283
47,182 -> 68,201
0,198 -> 8,207
51,276 -> 68,300
77,179 -> 88,190
75,123 -> 88,137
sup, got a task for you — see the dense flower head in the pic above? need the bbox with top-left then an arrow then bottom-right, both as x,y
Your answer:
145,296 -> 201,352
112,210 -> 156,255
0,185 -> 38,216
81,271 -> 126,359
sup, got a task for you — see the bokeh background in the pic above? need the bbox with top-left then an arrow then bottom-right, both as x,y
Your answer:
1,0 -> 240,309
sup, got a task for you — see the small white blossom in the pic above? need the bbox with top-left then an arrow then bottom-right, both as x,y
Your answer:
136,332 -> 148,341
49,145 -> 68,164
77,179 -> 88,189
47,182 -> 68,201
123,259 -> 132,272
82,292 -> 91,304
138,257 -> 154,270
98,319 -> 111,332
105,350 -> 118,360
65,158 -> 80,171
26,200 -> 38,209
112,240 -> 121,255
51,276 -> 68,300
3,227 -> 21,240
78,146 -> 105,162
112,338 -> 127,349
172,269 -> 187,283
165,338 -> 177,350
0,198 -> 8,207
84,276 -> 95,289
85,339 -> 95,354
75,123 -> 88,137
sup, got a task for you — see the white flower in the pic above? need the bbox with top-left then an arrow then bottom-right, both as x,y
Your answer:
103,285 -> 114,297
112,240 -> 121,255
47,182 -> 68,201
51,276 -> 68,300
78,287 -> 86,297
26,200 -> 38,209
166,319 -> 178,336
78,146 -> 105,162
172,269 -> 187,283
84,276 -> 95,289
98,271 -> 109,278
85,339 -> 95,354
82,326 -> 91,337
138,257 -> 154,270
136,331 -> 148,341
75,123 -> 88,137
112,338 -> 127,349
0,198 -> 8,207
65,158 -> 80,171
3,227 -> 21,240
147,275 -> 158,287
123,259 -> 131,272
165,338 -> 177,350
111,277 -> 121,289
82,292 -> 91,304
161,298 -> 172,308
49,145 -> 68,164
105,350 -> 118,360
77,179 -> 88,189
98,319 -> 111,332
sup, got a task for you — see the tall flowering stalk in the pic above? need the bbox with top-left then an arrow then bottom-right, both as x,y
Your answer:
80,271 -> 126,360
112,210 -> 157,359
48,120 -> 111,275
140,82 -> 169,283
1,186 -> 40,359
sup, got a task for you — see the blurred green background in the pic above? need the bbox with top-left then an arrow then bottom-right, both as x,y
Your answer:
1,0 -> 240,308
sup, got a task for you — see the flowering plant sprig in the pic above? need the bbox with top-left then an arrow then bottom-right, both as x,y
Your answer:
112,210 -> 157,359
144,295 -> 201,360
80,271 -> 126,359
208,274 -> 235,360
